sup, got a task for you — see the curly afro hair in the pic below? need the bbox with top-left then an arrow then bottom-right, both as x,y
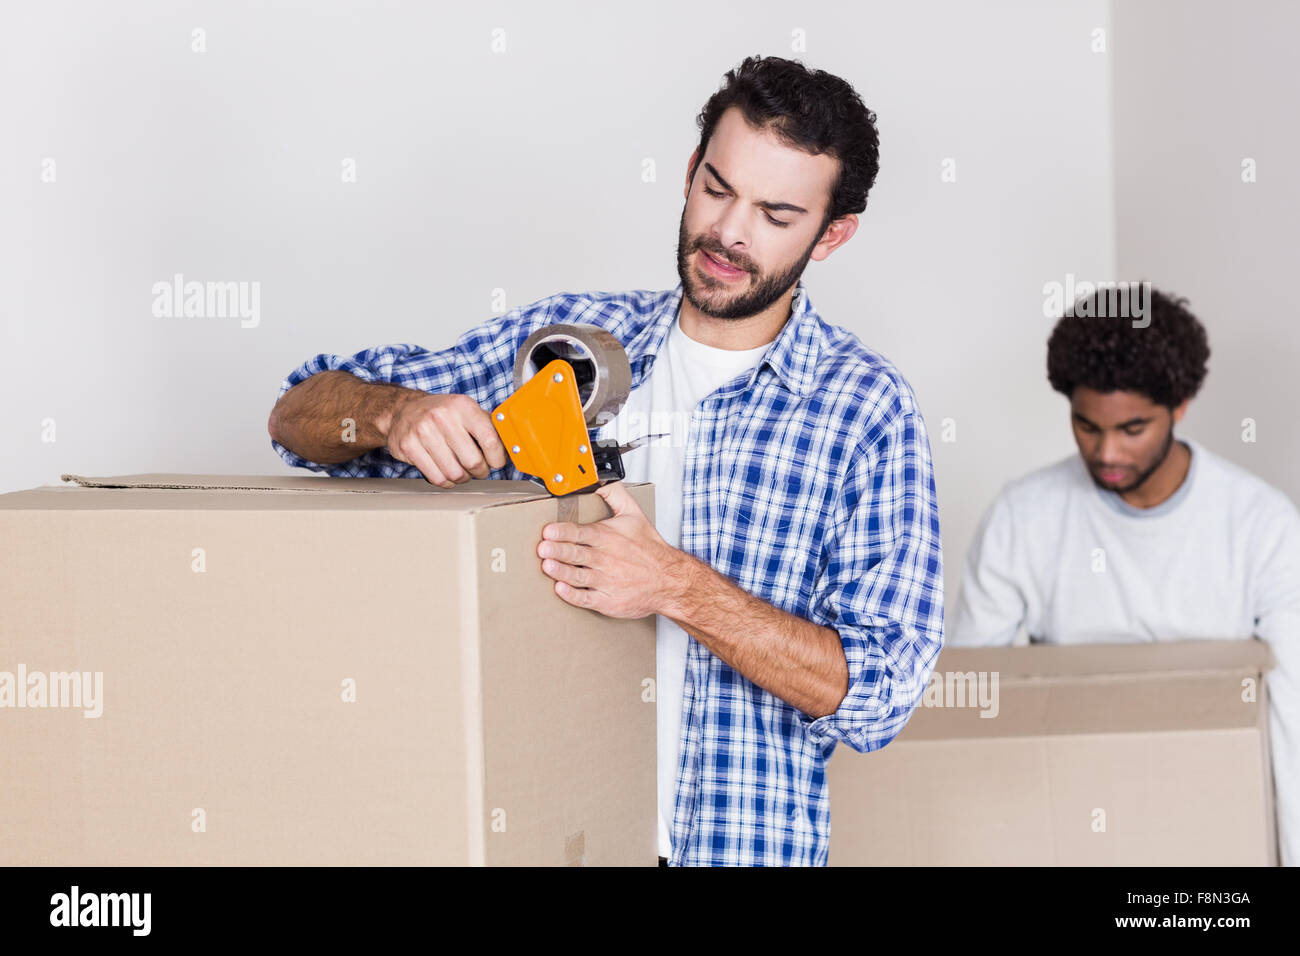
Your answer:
1046,285 -> 1210,409
692,55 -> 880,236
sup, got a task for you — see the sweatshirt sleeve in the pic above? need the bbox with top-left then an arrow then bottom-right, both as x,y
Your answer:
948,487 -> 1028,646
1251,493 -> 1300,867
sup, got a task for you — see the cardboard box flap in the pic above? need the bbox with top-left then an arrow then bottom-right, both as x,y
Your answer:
58,473 -> 548,496
0,474 -> 648,515
937,638 -> 1272,681
894,639 -> 1272,742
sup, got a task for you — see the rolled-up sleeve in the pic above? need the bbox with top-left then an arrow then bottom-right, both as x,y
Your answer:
270,307 -> 532,477
801,396 -> 945,753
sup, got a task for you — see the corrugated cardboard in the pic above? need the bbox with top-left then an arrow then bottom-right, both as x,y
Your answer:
827,640 -> 1276,866
0,473 -> 658,866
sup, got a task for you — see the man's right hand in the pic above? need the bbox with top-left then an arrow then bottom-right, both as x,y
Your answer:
384,392 -> 510,488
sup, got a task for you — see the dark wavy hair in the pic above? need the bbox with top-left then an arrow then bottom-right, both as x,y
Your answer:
692,55 -> 880,234
1046,286 -> 1211,409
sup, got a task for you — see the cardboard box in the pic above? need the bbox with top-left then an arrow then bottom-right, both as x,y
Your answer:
827,640 -> 1276,865
0,473 -> 658,866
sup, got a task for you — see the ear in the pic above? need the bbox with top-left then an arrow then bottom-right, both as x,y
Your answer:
809,213 -> 859,263
684,148 -> 700,200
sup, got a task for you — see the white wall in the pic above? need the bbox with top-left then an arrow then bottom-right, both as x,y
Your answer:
1112,0 -> 1300,504
1,0 -> 1118,603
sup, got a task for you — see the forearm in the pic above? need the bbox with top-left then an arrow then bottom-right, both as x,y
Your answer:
661,552 -> 849,718
268,371 -> 421,465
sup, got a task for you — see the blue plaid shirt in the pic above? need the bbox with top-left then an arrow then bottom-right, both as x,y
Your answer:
272,277 -> 945,866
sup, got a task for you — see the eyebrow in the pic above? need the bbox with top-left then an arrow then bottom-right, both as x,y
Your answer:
703,163 -> 809,214
1072,412 -> 1152,429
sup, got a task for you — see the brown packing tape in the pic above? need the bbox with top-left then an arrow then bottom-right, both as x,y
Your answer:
565,830 -> 586,866
556,495 -> 580,524
513,324 -> 632,428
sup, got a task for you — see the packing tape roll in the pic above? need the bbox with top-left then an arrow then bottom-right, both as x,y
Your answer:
513,323 -> 632,428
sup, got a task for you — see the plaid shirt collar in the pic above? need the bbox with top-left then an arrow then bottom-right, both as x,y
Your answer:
623,276 -> 823,399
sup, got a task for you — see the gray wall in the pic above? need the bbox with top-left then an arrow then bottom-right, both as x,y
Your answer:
10,0 -> 1243,608
1112,0 -> 1300,504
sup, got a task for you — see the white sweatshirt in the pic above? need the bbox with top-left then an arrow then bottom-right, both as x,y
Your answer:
949,437 -> 1300,866
596,309 -> 768,859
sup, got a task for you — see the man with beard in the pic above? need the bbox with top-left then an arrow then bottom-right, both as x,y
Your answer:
267,55 -> 944,866
949,287 -> 1300,866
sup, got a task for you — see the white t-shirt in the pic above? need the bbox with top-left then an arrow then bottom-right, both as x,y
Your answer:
597,308 -> 769,859
949,437 -> 1300,866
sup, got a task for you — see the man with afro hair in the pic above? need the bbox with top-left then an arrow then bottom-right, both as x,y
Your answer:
949,285 -> 1300,867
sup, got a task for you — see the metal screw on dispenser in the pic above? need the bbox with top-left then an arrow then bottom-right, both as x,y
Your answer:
554,474 -> 563,483
512,445 -> 521,454
579,444 -> 587,454
553,372 -> 564,383
495,412 -> 504,421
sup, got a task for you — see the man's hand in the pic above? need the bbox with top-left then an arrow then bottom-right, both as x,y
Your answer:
538,480 -> 691,618
385,392 -> 509,488
539,479 -> 851,718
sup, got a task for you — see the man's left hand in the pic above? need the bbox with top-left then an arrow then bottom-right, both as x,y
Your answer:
537,480 -> 690,619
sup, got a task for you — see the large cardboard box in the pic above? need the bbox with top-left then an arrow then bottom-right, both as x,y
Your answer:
828,640 -> 1276,866
0,473 -> 658,866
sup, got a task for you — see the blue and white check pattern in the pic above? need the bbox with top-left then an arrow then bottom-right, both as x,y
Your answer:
272,277 -> 945,866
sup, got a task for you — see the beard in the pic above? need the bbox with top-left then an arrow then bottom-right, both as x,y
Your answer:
674,206 -> 821,320
1089,423 -> 1176,494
